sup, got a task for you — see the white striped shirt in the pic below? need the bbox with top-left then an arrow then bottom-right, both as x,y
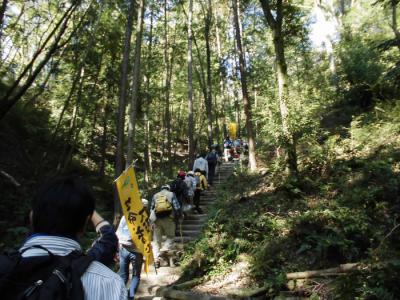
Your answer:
20,235 -> 127,300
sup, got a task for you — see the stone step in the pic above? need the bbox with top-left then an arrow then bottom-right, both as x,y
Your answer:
175,229 -> 201,236
203,192 -> 216,196
180,224 -> 203,230
183,213 -> 207,220
182,219 -> 206,226
201,196 -> 215,200
174,236 -> 196,243
202,196 -> 216,200
135,266 -> 181,297
200,201 -> 214,205
200,194 -> 215,198
199,203 -> 214,208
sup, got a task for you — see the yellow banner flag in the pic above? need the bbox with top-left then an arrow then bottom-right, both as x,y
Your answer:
228,122 -> 238,139
115,165 -> 153,273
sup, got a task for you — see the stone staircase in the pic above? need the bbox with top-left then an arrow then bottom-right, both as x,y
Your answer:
136,161 -> 236,299
174,162 -> 235,244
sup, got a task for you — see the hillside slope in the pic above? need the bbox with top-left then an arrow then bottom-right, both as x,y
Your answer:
180,101 -> 400,299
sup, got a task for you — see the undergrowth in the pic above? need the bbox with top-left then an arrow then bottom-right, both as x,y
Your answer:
181,101 -> 400,299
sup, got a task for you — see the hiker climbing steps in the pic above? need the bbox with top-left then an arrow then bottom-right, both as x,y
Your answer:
136,162 -> 236,299
174,162 -> 236,244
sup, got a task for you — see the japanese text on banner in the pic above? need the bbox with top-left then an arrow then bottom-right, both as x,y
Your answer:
115,165 -> 153,272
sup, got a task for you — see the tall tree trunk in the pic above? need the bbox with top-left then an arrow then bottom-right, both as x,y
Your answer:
144,5 -> 154,183
1,2 -> 23,63
0,0 -> 8,37
187,0 -> 195,169
99,103 -> 110,177
192,33 -> 210,144
0,0 -> 9,55
232,37 -> 241,136
86,54 -> 103,155
35,65 -> 81,177
173,97 -> 185,159
339,0 -> 345,15
204,0 -> 214,148
143,110 -> 152,179
260,0 -> 297,175
127,0 -> 145,166
163,0 -> 173,175
49,66 -> 81,151
232,0 -> 257,170
57,67 -> 85,172
391,0 -> 400,51
215,13 -> 228,138
214,96 -> 221,144
114,0 -> 136,224
23,58 -> 57,108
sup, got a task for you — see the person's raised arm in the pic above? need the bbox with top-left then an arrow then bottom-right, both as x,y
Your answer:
87,210 -> 118,266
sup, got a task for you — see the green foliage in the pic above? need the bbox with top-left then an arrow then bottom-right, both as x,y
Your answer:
334,261 -> 400,300
337,35 -> 384,107
2,0 -> 400,297
182,97 -> 400,297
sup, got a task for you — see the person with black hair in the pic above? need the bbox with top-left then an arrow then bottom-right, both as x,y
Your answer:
170,171 -> 189,207
16,177 -> 126,300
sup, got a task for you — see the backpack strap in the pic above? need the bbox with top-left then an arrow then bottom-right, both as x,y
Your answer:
20,245 -> 55,257
70,251 -> 94,277
68,252 -> 94,300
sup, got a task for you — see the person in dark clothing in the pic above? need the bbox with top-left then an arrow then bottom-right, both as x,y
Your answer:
205,147 -> 219,185
88,210 -> 119,267
170,171 -> 189,207
15,176 -> 126,300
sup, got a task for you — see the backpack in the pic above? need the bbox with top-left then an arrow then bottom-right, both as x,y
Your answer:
170,179 -> 187,197
206,151 -> 217,164
154,194 -> 172,218
0,245 -> 93,300
194,174 -> 201,189
184,178 -> 194,197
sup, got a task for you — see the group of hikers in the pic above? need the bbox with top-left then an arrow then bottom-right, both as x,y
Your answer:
223,136 -> 248,162
148,145 -> 221,264
0,144 -> 228,300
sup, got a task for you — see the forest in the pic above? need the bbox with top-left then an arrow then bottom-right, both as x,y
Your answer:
1,0 -> 400,299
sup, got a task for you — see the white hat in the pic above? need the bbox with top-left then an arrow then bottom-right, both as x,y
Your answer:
141,198 -> 149,208
161,184 -> 170,190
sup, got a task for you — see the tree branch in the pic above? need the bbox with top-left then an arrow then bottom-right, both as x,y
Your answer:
0,3 -> 76,105
286,263 -> 361,280
259,0 -> 276,29
0,169 -> 21,187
